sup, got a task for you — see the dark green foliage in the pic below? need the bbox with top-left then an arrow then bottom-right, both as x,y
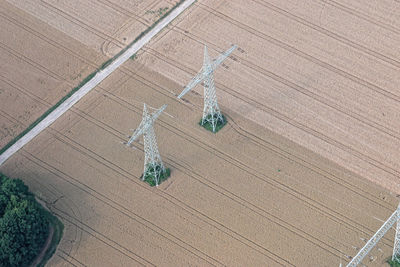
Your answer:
388,259 -> 400,267
199,113 -> 227,133
143,165 -> 171,187
0,173 -> 49,267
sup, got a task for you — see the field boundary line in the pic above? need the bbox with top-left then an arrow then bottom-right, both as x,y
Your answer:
0,0 -> 196,165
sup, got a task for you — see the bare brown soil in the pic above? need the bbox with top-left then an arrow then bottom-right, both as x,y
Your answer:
1,0 -> 400,266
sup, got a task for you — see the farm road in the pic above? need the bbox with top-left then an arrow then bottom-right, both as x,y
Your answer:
0,0 -> 196,166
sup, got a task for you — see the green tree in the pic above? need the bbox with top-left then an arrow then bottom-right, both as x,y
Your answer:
1,177 -> 29,198
0,174 -> 49,267
0,193 -> 7,217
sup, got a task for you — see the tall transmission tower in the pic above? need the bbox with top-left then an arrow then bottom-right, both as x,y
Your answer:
178,44 -> 237,132
126,103 -> 167,186
346,203 -> 400,267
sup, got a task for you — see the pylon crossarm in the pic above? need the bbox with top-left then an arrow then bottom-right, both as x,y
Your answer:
127,104 -> 167,145
127,121 -> 147,145
150,104 -> 167,122
211,44 -> 238,71
347,210 -> 398,267
178,70 -> 206,99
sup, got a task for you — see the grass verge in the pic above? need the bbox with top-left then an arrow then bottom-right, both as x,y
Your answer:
37,211 -> 64,267
0,0 -> 187,155
199,113 -> 227,133
143,165 -> 171,187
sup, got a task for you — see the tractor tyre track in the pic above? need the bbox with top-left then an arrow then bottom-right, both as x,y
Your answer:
38,91 -> 396,258
20,149 -> 248,267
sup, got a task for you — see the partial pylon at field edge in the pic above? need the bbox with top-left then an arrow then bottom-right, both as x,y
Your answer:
126,103 -> 167,186
346,203 -> 400,267
178,44 -> 237,132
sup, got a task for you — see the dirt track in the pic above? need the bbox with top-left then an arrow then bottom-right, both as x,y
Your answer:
1,0 -> 400,266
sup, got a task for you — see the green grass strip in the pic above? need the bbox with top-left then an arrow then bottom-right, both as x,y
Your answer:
0,0 -> 187,155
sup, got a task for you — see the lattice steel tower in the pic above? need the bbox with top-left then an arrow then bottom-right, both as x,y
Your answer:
346,202 -> 400,267
178,44 -> 237,132
392,203 -> 400,262
126,103 -> 167,186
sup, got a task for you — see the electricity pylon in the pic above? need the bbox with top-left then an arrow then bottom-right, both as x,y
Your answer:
126,103 -> 167,186
178,44 -> 237,132
346,203 -> 400,267
393,204 -> 400,262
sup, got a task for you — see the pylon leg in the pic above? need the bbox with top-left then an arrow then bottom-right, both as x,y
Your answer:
392,204 -> 400,261
201,70 -> 224,132
142,116 -> 165,186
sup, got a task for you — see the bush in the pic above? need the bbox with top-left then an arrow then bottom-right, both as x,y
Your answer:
0,173 -> 49,267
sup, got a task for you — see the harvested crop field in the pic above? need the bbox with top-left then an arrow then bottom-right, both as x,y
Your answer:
1,0 -> 400,266
1,62 -> 399,266
8,0 -> 180,56
0,0 -> 102,147
0,0 -> 180,149
141,0 -> 400,194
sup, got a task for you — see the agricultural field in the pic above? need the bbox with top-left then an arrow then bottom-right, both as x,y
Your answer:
2,62 -> 398,266
7,0 -> 179,56
141,0 -> 400,194
0,0 -> 178,149
0,0 -> 102,148
1,0 -> 400,266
